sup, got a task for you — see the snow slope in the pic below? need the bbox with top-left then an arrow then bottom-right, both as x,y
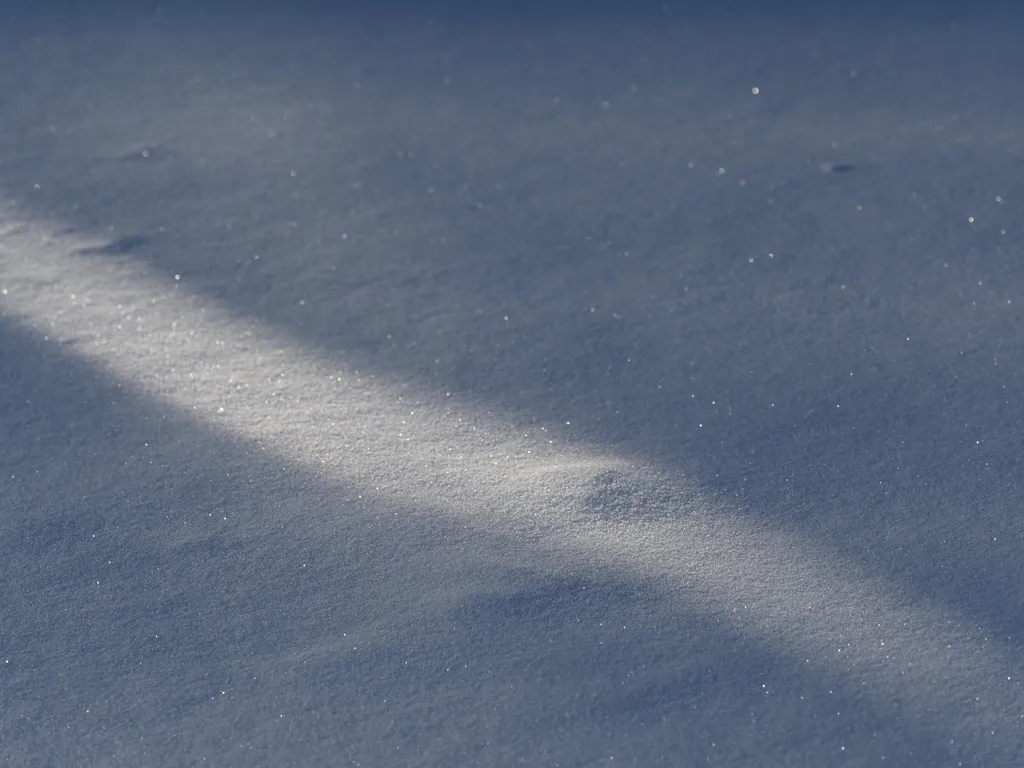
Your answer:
2,2 -> 1022,765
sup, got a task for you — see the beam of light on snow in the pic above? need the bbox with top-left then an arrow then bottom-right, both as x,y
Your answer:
1,202 -> 1021,757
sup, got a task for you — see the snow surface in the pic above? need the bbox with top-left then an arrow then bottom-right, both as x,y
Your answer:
1,1 -> 1023,765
